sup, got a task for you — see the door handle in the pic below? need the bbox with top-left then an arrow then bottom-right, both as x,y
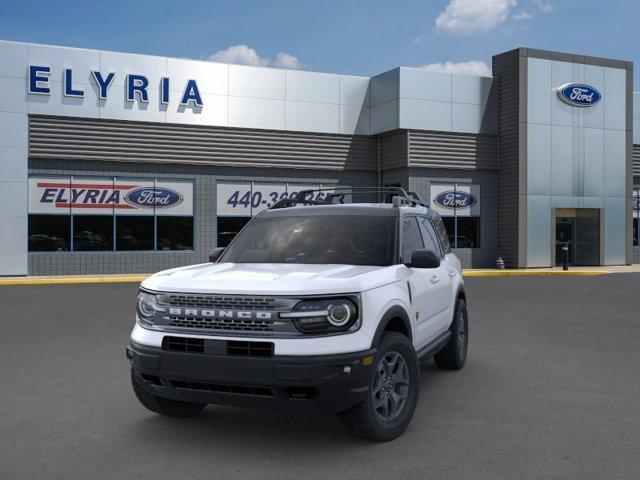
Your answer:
430,275 -> 441,284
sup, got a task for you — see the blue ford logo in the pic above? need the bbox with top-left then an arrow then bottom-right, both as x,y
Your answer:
557,83 -> 601,107
434,191 -> 476,210
125,187 -> 183,209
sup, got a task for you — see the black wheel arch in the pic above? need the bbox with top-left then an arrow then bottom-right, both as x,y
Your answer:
370,305 -> 413,348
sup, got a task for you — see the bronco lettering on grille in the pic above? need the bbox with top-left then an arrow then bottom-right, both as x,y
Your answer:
168,307 -> 273,320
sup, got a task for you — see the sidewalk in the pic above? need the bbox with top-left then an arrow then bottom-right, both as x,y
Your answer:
1,265 -> 639,285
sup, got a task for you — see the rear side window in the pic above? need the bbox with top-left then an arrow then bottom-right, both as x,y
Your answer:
431,216 -> 452,254
401,217 -> 424,263
419,217 -> 442,257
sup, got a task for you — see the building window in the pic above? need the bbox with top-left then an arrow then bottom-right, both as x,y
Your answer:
430,183 -> 481,249
158,217 -> 194,250
217,217 -> 251,247
456,217 -> 481,248
116,216 -> 154,251
28,215 -> 71,251
73,215 -> 114,251
634,218 -> 638,247
27,177 -> 194,253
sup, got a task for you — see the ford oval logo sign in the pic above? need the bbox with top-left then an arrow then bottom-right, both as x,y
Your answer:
557,83 -> 601,107
125,187 -> 183,209
434,191 -> 476,210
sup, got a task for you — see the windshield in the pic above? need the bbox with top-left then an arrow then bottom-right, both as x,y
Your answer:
220,215 -> 396,266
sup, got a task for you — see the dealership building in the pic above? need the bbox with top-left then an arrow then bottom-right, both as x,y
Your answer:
0,39 -> 638,276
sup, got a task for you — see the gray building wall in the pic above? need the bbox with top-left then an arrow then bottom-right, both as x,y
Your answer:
408,168 -> 497,268
380,129 -> 498,268
28,158 -> 376,275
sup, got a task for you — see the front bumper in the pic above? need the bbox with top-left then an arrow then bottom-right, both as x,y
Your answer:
127,340 -> 376,414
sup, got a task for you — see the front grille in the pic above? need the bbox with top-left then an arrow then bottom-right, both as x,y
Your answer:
151,292 -> 300,337
226,340 -> 274,357
167,317 -> 275,332
166,294 -> 277,309
162,336 -> 204,353
170,380 -> 274,397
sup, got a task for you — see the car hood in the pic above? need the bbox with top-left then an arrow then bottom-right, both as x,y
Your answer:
142,262 -> 402,295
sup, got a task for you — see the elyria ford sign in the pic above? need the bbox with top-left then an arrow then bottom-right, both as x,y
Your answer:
433,191 -> 477,210
557,83 -> 601,107
28,66 -> 204,107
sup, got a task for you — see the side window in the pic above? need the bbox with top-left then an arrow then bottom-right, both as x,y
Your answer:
431,216 -> 452,254
401,217 -> 424,263
419,217 -> 442,257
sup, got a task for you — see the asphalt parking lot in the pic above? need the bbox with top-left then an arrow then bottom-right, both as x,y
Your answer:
1,274 -> 639,480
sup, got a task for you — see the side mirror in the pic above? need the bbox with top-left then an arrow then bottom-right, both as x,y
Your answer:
406,249 -> 441,269
208,247 -> 226,263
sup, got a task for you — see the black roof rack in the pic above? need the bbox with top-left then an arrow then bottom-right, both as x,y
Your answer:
269,186 -> 429,210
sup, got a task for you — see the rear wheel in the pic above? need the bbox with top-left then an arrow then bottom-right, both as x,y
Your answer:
434,298 -> 468,370
131,369 -> 206,417
338,331 -> 419,442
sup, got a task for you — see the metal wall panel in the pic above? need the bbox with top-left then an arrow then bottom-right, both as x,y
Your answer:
408,131 -> 497,171
379,130 -> 408,171
28,115 -> 378,172
492,49 -> 522,268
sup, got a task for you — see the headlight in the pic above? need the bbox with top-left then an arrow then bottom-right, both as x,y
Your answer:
280,297 -> 359,334
136,291 -> 159,325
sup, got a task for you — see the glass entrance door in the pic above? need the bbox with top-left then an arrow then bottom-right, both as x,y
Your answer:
555,217 -> 574,266
554,209 -> 600,266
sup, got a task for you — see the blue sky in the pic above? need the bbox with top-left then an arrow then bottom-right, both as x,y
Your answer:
1,0 -> 639,86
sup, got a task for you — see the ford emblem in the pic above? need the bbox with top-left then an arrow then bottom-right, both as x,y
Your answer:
557,83 -> 601,107
434,191 -> 476,210
125,187 -> 183,209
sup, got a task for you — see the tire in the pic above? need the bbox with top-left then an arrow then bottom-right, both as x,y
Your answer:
131,369 -> 206,418
434,298 -> 468,370
338,331 -> 420,442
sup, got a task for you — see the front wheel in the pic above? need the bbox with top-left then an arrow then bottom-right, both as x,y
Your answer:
434,298 -> 468,370
338,331 -> 420,442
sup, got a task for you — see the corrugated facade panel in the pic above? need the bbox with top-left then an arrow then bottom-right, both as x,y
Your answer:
379,130 -> 408,171
492,50 -> 521,268
28,115 -> 377,172
634,144 -> 640,176
407,131 -> 497,170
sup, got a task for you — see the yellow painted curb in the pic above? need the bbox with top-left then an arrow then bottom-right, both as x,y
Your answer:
0,275 -> 149,286
462,270 -> 608,277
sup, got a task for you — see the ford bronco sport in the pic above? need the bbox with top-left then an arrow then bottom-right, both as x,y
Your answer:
127,187 -> 468,441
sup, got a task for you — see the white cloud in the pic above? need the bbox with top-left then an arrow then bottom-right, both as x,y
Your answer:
207,44 -> 302,69
421,60 -> 492,77
513,10 -> 532,20
435,0 -> 517,35
532,0 -> 553,13
273,52 -> 302,69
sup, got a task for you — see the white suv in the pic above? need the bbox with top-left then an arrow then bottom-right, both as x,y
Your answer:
127,188 -> 468,441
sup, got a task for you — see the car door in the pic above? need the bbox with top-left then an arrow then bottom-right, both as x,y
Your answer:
400,216 -> 450,350
420,216 -> 455,333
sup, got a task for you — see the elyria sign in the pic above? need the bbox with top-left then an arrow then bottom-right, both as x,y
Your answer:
434,191 -> 477,210
557,83 -> 601,107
